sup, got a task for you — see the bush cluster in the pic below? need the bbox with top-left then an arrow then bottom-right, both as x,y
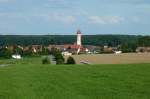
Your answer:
42,56 -> 51,64
51,48 -> 64,64
66,56 -> 76,64
0,48 -> 12,59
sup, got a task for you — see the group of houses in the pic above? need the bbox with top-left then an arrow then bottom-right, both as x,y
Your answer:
1,30 -> 150,59
136,47 -> 150,53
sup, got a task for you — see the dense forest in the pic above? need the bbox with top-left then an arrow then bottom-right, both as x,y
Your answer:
0,35 -> 149,47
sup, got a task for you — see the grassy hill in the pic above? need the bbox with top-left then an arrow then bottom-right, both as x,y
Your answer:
0,58 -> 150,99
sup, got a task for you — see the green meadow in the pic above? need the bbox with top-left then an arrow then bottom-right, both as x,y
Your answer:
0,57 -> 150,99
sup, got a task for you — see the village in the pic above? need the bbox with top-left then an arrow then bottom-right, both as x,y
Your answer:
1,0 -> 150,98
1,30 -> 150,59
0,30 -> 150,64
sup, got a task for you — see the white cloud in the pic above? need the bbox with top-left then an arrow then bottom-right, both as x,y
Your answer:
88,16 -> 124,24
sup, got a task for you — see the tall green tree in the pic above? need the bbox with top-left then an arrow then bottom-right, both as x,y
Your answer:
40,46 -> 49,55
0,48 -> 12,59
51,48 -> 64,64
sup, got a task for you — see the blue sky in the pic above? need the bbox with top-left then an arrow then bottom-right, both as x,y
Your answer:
0,0 -> 150,35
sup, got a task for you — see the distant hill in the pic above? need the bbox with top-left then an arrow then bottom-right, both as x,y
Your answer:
0,35 -> 145,46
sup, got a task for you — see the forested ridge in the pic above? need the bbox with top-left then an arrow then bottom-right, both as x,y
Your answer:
0,35 -> 149,47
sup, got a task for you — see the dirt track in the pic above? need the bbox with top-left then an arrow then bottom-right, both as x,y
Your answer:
65,53 -> 150,64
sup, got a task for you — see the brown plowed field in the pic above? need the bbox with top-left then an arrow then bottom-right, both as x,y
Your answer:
65,53 -> 150,64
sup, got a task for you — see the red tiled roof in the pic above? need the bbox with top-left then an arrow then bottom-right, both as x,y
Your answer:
64,44 -> 71,49
71,44 -> 80,49
64,43 -> 81,49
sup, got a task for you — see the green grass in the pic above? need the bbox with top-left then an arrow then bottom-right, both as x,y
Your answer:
0,57 -> 42,64
0,58 -> 150,99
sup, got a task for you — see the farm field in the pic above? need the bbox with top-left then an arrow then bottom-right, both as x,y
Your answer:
65,53 -> 150,64
0,57 -> 150,99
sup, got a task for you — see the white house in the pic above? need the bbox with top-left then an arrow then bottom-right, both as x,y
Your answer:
114,51 -> 122,54
62,51 -> 72,56
12,54 -> 21,59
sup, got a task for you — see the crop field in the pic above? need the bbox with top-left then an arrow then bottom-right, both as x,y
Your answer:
0,57 -> 150,99
65,53 -> 150,64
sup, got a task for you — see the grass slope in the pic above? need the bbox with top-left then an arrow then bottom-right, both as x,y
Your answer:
0,57 -> 42,64
0,63 -> 150,99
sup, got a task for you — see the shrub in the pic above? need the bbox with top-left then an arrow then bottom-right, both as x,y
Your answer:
51,48 -> 64,65
66,56 -> 76,64
56,59 -> 64,64
42,56 -> 51,64
0,48 -> 12,59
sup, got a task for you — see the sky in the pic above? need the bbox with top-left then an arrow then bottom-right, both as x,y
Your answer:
0,0 -> 150,35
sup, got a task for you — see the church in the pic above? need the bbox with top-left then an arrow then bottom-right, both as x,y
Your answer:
62,30 -> 88,56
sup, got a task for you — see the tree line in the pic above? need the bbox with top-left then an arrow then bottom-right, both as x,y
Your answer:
0,35 -> 150,56
1,35 -> 149,47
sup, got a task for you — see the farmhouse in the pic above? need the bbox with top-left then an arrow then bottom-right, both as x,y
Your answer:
84,45 -> 102,54
12,54 -> 21,59
136,47 -> 150,53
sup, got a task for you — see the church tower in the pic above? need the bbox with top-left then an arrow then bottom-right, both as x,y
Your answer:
77,30 -> 82,46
